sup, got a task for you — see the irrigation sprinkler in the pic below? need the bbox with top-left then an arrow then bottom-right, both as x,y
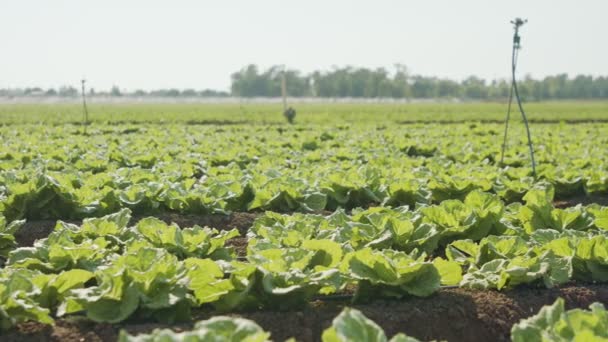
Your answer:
500,18 -> 536,178
281,67 -> 296,124
81,79 -> 89,134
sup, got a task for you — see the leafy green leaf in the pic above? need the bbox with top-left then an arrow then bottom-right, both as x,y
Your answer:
511,298 -> 608,342
117,316 -> 271,342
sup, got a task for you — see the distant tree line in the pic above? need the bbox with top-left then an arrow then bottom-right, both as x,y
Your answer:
2,65 -> 607,100
231,65 -> 608,100
0,86 -> 229,98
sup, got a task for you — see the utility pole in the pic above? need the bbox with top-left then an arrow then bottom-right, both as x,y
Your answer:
281,69 -> 288,113
81,79 -> 89,134
500,18 -> 536,178
281,67 -> 296,124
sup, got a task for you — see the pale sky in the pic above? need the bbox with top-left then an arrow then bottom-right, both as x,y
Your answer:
1,0 -> 606,92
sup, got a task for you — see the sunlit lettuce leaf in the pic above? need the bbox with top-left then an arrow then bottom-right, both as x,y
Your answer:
66,268 -> 140,323
550,206 -> 594,231
0,217 -> 24,258
518,188 -> 556,233
118,316 -> 271,342
1,174 -> 81,222
79,208 -> 132,237
432,257 -> 462,286
249,212 -> 323,246
66,247 -> 189,323
8,230 -> 115,272
383,180 -> 431,208
31,269 -> 94,309
429,175 -> 491,203
134,217 -> 238,260
246,244 -> 345,307
184,258 -> 233,305
587,205 -> 608,231
341,248 -> 440,299
511,298 -> 608,342
460,251 -> 571,290
321,307 -> 421,342
575,235 -> 608,281
421,191 -> 504,244
0,269 -> 54,330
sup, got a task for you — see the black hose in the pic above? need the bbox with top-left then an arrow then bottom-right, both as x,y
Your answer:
500,24 -> 537,178
511,54 -> 537,178
500,49 -> 516,165
81,80 -> 89,134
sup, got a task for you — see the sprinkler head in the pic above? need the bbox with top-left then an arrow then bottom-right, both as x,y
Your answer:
510,18 -> 527,48
510,18 -> 527,29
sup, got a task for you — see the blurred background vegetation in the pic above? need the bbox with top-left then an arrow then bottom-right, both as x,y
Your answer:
2,64 -> 607,101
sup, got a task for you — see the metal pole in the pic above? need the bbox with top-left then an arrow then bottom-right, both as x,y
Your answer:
281,66 -> 296,123
281,69 -> 287,112
500,18 -> 536,178
511,54 -> 536,178
81,79 -> 89,134
499,50 -> 515,165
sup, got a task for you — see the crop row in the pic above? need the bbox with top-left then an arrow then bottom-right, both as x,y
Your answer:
118,299 -> 607,342
1,187 -> 607,331
2,102 -> 607,124
1,123 -> 607,221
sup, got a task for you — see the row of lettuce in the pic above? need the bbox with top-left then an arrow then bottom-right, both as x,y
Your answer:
1,187 -> 608,330
1,123 -> 607,222
1,164 -> 607,223
118,300 -> 608,342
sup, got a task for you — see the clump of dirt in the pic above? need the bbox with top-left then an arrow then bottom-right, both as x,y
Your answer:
138,212 -> 259,235
225,236 -> 248,257
14,220 -> 63,247
470,284 -> 608,340
553,194 -> 608,209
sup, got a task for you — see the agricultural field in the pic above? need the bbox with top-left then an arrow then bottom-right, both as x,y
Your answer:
1,101 -> 608,341
1,101 -> 608,124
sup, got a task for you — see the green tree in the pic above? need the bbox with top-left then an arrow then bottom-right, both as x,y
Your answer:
110,85 -> 122,97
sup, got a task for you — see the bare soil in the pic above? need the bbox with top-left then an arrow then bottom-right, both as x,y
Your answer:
225,236 -> 248,258
3,284 -> 607,342
144,212 -> 258,236
553,194 -> 608,209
